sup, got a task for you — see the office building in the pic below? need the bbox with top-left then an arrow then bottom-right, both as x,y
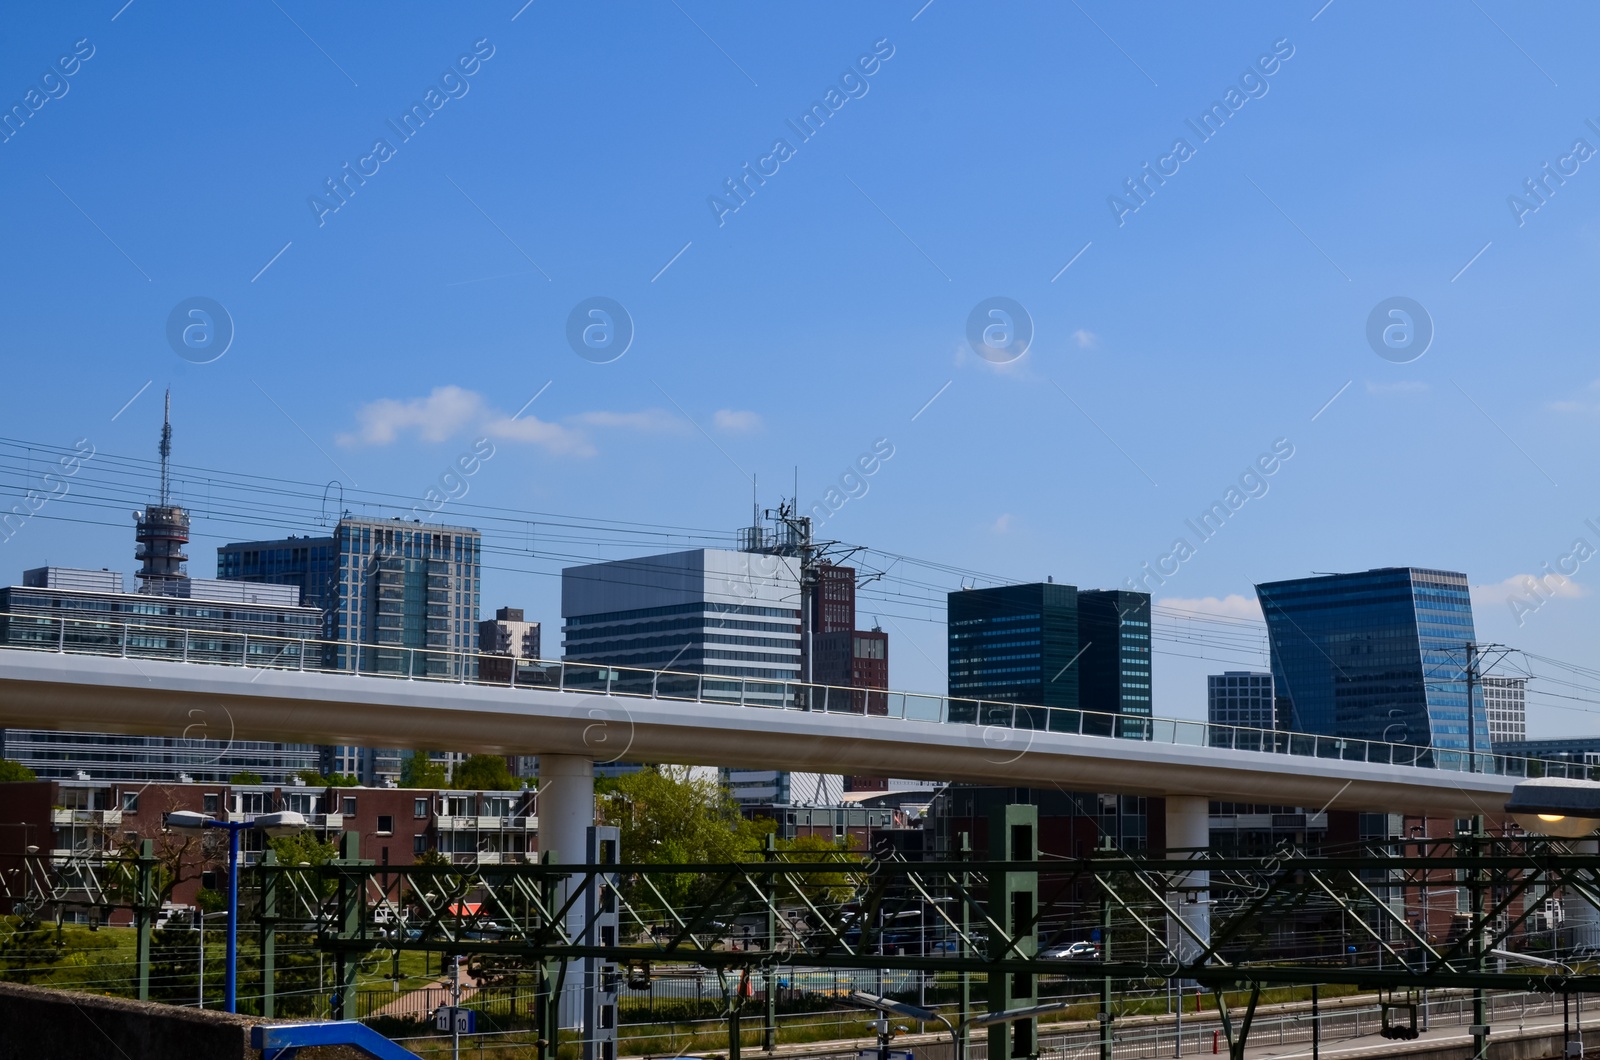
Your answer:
1255,568 -> 1489,753
562,547 -> 801,689
1495,736 -> 1600,768
1483,675 -> 1527,747
0,567 -> 322,783
214,535 -> 339,634
219,516 -> 483,785
1077,589 -> 1152,728
948,581 -> 1079,714
562,547 -> 810,800
947,581 -> 1152,732
480,605 -> 541,659
1208,672 -> 1277,730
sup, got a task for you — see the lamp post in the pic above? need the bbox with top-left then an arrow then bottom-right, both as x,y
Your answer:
165,808 -> 307,1013
1505,779 -> 1600,1060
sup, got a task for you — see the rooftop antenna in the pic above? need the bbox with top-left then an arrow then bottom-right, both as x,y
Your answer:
158,389 -> 173,506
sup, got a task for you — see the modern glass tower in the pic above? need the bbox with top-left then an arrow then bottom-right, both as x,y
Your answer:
946,582 -> 1151,735
218,516 -> 483,784
1255,567 -> 1488,754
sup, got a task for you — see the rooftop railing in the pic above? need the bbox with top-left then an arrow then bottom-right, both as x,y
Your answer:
0,608 -> 1571,781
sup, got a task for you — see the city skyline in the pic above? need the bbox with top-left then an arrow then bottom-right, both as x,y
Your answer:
2,3 -> 1598,743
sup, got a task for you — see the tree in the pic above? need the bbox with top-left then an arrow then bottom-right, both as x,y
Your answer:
598,766 -> 771,912
400,752 -> 448,789
229,771 -> 263,785
0,760 -> 36,783
451,754 -> 519,790
776,833 -> 861,906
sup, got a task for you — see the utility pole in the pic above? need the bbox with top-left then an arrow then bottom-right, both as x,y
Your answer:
451,954 -> 463,1060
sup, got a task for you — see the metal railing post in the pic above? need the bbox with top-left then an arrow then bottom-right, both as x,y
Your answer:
121,623 -> 128,657
58,617 -> 65,652
605,668 -> 613,694
182,629 -> 189,663
241,633 -> 249,665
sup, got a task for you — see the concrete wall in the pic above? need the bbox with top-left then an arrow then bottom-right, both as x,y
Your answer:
0,981 -> 255,1060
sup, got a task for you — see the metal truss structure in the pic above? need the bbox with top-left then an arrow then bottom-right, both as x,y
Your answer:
8,827 -> 1600,1059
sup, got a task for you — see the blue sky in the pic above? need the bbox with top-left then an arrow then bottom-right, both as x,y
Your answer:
4,1 -> 1600,737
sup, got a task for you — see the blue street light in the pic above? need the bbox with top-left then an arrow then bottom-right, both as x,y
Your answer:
165,808 -> 306,1013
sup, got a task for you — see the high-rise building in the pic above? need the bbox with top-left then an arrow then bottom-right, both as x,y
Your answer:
1483,675 -> 1527,746
947,581 -> 1151,733
218,516 -> 483,785
477,606 -> 543,692
214,535 -> 339,634
948,582 -> 1079,715
1076,590 -> 1152,728
562,548 -> 801,689
480,606 -> 540,659
562,547 -> 810,800
1208,672 -> 1277,730
1255,568 -> 1489,753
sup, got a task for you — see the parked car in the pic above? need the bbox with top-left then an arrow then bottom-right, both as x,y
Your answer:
1041,941 -> 1101,960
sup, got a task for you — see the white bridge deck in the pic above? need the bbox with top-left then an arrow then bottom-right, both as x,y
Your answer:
0,612 -> 1555,814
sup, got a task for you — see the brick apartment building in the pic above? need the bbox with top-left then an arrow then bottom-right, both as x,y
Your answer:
0,778 -> 537,923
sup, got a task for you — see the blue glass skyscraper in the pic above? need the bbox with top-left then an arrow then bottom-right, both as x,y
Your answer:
1255,567 -> 1488,754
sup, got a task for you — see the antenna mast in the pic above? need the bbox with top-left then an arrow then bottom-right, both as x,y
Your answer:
159,389 -> 173,506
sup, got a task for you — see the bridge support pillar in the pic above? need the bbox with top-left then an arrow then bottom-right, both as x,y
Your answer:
537,755 -> 595,1031
1566,837 -> 1600,954
1165,796 -> 1211,971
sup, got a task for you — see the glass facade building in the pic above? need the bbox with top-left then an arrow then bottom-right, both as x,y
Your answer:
218,517 -> 483,784
1255,567 -> 1488,753
1077,590 -> 1152,727
946,582 -> 1151,734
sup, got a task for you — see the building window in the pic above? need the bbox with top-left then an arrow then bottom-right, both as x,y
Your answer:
120,792 -> 139,813
203,794 -> 219,814
414,834 -> 428,855
377,815 -> 394,836
342,797 -> 357,817
414,798 -> 428,819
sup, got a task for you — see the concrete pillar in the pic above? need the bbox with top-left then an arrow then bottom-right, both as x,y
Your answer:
538,755 -> 596,870
536,755 -> 595,1031
1165,796 -> 1211,967
1566,838 -> 1600,954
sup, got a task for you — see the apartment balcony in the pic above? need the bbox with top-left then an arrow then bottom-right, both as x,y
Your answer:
436,815 -> 536,831
50,809 -> 122,828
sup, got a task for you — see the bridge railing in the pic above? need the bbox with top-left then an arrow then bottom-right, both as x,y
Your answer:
0,608 -> 1570,779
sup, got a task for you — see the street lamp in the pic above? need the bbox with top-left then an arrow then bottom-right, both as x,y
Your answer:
165,808 -> 306,1013
1505,779 -> 1600,839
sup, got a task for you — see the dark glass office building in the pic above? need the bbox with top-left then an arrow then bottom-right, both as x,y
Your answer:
947,582 -> 1150,734
1255,568 -> 1488,753
1077,590 -> 1152,726
948,582 -> 1078,710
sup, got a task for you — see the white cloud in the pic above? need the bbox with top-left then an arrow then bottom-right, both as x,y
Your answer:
990,513 -> 1012,534
481,414 -> 594,456
1071,328 -> 1097,349
1551,380 -> 1600,414
340,387 -> 682,457
340,385 -> 485,445
1473,573 -> 1585,609
713,409 -> 762,433
1156,593 -> 1264,622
